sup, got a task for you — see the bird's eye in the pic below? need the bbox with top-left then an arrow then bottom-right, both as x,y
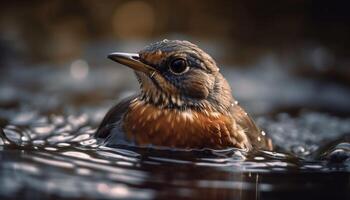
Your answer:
169,58 -> 189,74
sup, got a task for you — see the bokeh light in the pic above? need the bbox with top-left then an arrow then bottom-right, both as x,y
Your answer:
70,59 -> 89,80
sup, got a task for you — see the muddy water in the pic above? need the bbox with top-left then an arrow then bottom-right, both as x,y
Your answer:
0,62 -> 349,199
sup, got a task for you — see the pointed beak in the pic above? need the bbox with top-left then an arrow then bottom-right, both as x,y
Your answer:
108,52 -> 155,75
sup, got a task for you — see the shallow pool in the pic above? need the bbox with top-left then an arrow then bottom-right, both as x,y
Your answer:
0,61 -> 349,199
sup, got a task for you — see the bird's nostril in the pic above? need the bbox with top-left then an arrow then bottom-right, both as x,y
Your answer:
132,56 -> 140,60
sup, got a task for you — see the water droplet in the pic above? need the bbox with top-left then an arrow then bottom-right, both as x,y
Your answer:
56,142 -> 71,147
72,133 -> 91,142
44,147 -> 58,151
47,134 -> 74,144
79,139 -> 97,146
254,156 -> 265,161
32,140 -> 46,146
62,151 -> 91,159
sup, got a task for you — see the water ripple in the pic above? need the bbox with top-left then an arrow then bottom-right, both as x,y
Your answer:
0,111 -> 349,199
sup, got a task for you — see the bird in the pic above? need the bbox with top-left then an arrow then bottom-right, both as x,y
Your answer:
96,39 -> 272,151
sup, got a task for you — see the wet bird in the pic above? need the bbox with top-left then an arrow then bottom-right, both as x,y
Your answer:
96,40 -> 272,150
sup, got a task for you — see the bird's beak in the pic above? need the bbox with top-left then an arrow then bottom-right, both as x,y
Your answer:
108,52 -> 155,75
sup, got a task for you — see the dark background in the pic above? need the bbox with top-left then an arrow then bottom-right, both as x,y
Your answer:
0,2 -> 350,199
0,0 -> 349,115
1,0 -> 349,64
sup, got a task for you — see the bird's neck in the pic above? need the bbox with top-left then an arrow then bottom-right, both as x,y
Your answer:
138,73 -> 234,114
138,90 -> 211,111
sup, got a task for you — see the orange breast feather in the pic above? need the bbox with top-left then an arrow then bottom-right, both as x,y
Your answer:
123,100 -> 250,149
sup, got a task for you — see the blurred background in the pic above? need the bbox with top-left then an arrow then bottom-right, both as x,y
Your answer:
0,0 -> 349,118
1,2 -> 350,199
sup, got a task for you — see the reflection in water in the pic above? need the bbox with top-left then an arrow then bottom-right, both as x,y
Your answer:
0,110 -> 349,199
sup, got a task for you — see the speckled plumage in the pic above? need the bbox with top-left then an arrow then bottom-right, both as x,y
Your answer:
96,40 -> 272,150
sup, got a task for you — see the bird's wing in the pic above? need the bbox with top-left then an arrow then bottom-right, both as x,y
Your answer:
95,95 -> 137,138
231,104 -> 273,150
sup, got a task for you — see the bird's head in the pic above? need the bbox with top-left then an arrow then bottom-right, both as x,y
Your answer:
108,40 -> 233,113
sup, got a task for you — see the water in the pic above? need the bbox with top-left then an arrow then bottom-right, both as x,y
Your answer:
0,60 -> 349,199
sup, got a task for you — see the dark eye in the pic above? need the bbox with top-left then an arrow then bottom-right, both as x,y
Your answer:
169,58 -> 189,74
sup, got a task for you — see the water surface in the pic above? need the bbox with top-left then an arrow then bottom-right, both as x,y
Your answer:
0,61 -> 349,199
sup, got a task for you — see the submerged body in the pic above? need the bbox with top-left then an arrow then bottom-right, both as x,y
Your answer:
124,97 -> 250,149
96,40 -> 272,150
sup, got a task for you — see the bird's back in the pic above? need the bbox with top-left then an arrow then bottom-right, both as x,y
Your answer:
95,95 -> 137,139
229,103 -> 272,150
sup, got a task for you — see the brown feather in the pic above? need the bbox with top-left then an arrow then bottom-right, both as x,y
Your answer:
99,40 -> 273,150
123,99 -> 252,149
